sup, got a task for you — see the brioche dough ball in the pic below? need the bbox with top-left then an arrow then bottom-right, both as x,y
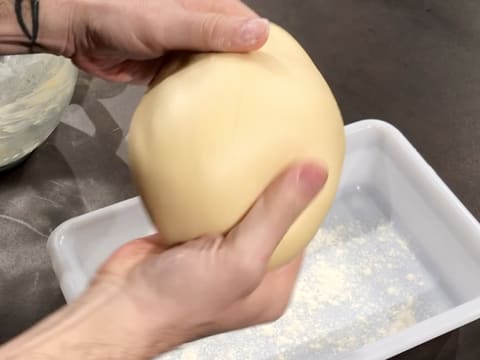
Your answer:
128,24 -> 345,269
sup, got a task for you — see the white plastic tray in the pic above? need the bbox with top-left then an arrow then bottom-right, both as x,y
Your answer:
47,120 -> 480,359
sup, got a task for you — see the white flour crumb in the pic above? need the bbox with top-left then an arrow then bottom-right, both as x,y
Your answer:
179,348 -> 198,360
386,286 -> 400,295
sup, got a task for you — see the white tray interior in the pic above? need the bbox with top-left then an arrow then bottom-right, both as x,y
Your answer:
48,120 -> 480,359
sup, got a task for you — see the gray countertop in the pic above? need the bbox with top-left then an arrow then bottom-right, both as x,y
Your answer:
1,0 -> 479,358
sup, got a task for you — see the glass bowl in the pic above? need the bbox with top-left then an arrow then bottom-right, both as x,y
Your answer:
0,54 -> 78,170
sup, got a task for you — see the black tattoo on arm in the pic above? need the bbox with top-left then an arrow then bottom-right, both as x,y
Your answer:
14,0 -> 39,51
0,0 -> 39,53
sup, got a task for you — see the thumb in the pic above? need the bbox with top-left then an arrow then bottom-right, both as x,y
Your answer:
227,162 -> 328,265
163,12 -> 270,52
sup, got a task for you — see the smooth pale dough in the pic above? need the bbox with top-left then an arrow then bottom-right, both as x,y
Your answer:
128,24 -> 345,269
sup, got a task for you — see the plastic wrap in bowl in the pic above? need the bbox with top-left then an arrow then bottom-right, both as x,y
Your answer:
0,54 -> 78,169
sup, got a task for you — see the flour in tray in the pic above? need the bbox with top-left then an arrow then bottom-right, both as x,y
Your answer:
158,220 -> 446,360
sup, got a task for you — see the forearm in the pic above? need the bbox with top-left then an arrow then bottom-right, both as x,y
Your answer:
0,285 -> 184,360
0,0 -> 72,55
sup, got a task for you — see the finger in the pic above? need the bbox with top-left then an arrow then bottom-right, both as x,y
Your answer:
249,254 -> 304,322
204,0 -> 258,17
210,254 -> 304,333
73,55 -> 163,84
180,0 -> 258,17
227,162 -> 328,265
237,253 -> 304,320
163,11 -> 269,52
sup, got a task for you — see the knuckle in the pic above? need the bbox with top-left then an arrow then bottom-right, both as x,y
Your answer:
201,14 -> 225,48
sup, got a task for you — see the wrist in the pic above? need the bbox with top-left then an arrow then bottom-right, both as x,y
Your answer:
0,0 -> 75,55
0,284 -> 186,360
37,0 -> 75,55
0,0 -> 27,53
73,284 -> 188,359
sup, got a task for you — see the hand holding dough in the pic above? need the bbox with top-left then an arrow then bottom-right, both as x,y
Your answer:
128,24 -> 345,269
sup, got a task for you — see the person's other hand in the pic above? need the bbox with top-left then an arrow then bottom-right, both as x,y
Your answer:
0,163 -> 326,360
47,0 -> 269,83
89,162 -> 327,358
93,163 -> 327,347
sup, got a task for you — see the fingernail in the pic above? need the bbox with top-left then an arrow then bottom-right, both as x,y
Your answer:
298,163 -> 328,197
239,18 -> 270,46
